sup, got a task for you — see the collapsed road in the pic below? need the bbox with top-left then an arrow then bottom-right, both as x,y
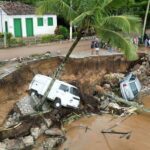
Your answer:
0,52 -> 150,150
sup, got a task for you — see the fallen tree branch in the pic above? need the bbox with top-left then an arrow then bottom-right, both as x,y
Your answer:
101,130 -> 132,139
106,93 -> 150,113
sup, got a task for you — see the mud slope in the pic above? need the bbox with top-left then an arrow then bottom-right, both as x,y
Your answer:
0,55 -> 135,125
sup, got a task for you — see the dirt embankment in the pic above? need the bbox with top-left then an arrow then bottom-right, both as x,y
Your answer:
0,55 -> 140,125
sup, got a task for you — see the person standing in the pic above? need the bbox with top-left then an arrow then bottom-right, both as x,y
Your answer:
95,41 -> 100,55
91,40 -> 95,55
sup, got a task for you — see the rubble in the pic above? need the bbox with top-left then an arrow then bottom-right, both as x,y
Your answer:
22,135 -> 34,147
45,128 -> 64,137
0,53 -> 149,149
40,137 -> 64,150
30,127 -> 42,139
0,142 -> 6,150
4,138 -> 24,150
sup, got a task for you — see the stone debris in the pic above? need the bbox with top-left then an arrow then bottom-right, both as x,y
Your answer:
16,96 -> 36,115
0,53 -> 150,150
4,112 -> 20,128
45,128 -> 64,137
30,127 -> 42,139
0,142 -> 6,150
22,135 -> 34,147
43,118 -> 53,128
41,138 -> 64,150
4,138 -> 24,150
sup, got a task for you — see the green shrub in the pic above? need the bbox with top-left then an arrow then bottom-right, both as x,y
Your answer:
73,32 -> 77,38
9,38 -> 25,47
41,34 -> 64,43
41,35 -> 52,43
53,35 -> 64,41
0,32 -> 12,39
0,33 -> 4,38
55,26 -> 69,39
6,33 -> 12,40
9,38 -> 18,45
17,39 -> 25,46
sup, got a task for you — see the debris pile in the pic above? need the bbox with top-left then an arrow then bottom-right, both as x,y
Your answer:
0,54 -> 150,149
132,55 -> 150,94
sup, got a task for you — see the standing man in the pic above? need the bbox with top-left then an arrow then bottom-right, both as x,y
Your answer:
91,40 -> 95,55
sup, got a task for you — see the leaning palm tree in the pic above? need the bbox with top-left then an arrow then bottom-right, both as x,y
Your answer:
36,0 -> 141,109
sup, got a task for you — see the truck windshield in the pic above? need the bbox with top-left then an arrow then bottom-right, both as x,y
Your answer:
70,87 -> 79,96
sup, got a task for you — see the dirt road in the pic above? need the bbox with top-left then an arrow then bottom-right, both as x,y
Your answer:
0,39 -> 120,60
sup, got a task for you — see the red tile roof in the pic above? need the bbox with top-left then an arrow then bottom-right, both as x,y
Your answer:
0,2 -> 35,15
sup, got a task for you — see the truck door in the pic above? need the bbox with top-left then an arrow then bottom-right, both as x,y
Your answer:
58,84 -> 71,106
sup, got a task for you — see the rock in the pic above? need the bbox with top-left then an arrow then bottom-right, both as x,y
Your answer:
4,113 -> 20,128
0,142 -> 6,150
95,85 -> 105,94
100,99 -> 110,109
42,138 -> 64,149
45,128 -> 64,136
43,118 -> 53,128
132,64 -> 140,71
108,102 -> 121,110
22,136 -> 34,147
40,123 -> 48,134
30,127 -> 41,139
104,84 -> 111,89
4,138 -> 24,150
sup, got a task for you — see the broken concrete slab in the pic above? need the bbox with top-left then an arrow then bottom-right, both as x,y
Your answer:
4,138 -> 24,150
41,138 -> 64,150
30,127 -> 41,139
0,142 -> 6,150
16,96 -> 36,116
45,128 -> 64,137
22,135 -> 34,147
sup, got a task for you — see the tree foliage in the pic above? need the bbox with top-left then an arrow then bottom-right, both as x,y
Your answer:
37,0 -> 141,60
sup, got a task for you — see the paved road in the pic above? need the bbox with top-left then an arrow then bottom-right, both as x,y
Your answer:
0,39 -> 120,60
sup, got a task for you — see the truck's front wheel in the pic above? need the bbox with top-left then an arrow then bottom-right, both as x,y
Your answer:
54,98 -> 61,108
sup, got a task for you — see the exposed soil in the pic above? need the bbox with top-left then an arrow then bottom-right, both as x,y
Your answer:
0,55 -> 136,126
0,52 -> 149,150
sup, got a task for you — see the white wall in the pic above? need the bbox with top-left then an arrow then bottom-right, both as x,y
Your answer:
1,13 -> 57,37
34,15 -> 57,36
0,9 -> 8,33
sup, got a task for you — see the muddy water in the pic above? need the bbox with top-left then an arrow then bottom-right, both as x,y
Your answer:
60,96 -> 150,150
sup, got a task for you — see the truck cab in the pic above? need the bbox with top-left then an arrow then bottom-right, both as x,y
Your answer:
29,74 -> 80,108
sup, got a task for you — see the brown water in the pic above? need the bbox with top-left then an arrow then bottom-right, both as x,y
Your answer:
60,95 -> 150,150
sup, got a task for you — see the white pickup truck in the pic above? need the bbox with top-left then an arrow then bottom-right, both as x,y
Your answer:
29,74 -> 80,108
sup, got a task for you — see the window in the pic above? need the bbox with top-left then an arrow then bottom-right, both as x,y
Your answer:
129,74 -> 136,81
70,87 -> 79,96
59,84 -> 69,92
48,17 -> 53,26
37,18 -> 43,26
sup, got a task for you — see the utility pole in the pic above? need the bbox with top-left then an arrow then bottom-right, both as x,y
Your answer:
69,0 -> 73,41
142,0 -> 150,41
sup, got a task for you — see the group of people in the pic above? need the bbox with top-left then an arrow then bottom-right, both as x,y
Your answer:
91,38 -> 100,55
144,33 -> 150,47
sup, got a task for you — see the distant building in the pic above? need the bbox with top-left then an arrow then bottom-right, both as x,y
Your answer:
0,2 -> 57,37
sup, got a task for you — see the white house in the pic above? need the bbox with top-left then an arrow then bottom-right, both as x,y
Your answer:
0,2 -> 57,37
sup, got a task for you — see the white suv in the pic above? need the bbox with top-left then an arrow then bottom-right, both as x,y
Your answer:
29,74 -> 80,108
120,73 -> 141,101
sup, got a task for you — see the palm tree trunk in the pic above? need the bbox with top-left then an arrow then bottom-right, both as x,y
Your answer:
142,0 -> 150,41
38,32 -> 82,110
